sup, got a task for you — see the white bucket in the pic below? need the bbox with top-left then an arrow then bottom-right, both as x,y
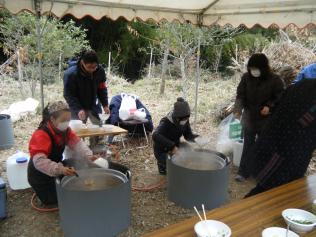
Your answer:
233,140 -> 243,167
6,151 -> 31,190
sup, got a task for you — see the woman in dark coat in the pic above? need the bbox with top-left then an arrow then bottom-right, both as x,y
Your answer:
233,53 -> 285,182
245,79 -> 316,197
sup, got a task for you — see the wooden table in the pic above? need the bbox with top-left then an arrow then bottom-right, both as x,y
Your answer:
75,126 -> 128,138
143,175 -> 316,237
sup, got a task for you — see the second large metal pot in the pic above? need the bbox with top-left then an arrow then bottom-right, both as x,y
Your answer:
56,167 -> 131,237
167,149 -> 230,210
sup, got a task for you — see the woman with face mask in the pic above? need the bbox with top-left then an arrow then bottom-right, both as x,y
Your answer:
233,53 -> 285,182
28,101 -> 96,205
152,97 -> 199,175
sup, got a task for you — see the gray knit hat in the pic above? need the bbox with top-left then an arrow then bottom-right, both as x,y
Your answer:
48,101 -> 69,114
172,97 -> 190,118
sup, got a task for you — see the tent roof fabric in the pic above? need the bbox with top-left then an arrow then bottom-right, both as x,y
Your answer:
1,0 -> 315,28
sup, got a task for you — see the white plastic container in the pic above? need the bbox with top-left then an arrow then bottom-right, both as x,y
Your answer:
6,151 -> 31,190
233,139 -> 243,167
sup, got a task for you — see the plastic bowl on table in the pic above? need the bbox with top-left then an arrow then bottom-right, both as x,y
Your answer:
262,227 -> 299,237
102,124 -> 115,131
282,208 -> 316,233
194,220 -> 231,237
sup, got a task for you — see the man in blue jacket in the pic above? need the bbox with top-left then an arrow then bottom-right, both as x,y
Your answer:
63,50 -> 109,124
293,62 -> 316,84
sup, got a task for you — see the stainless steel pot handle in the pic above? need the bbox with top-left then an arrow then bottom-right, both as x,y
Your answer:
56,177 -> 61,185
225,156 -> 231,165
126,170 -> 131,180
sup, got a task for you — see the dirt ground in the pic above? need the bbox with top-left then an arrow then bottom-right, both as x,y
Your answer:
0,119 -> 254,237
0,76 -> 314,237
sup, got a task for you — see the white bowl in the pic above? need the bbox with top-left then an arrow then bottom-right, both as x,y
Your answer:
262,227 -> 299,237
282,208 -> 316,233
69,120 -> 83,131
86,124 -> 101,132
102,124 -> 114,131
194,220 -> 231,237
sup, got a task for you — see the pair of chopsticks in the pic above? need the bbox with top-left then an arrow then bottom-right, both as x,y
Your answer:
194,204 -> 207,221
194,204 -> 212,236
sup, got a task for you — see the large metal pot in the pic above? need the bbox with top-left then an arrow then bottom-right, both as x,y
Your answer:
56,167 -> 131,237
167,149 -> 230,210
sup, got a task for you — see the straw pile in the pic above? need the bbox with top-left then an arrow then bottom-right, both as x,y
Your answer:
263,40 -> 316,73
230,30 -> 316,78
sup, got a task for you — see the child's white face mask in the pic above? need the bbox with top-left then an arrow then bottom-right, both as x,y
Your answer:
57,121 -> 69,131
250,68 -> 261,78
179,120 -> 188,125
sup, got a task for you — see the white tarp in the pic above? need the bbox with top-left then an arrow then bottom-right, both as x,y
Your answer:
0,0 -> 315,28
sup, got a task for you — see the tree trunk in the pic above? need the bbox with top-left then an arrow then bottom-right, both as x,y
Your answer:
58,52 -> 63,81
148,47 -> 153,78
159,46 -> 169,95
17,49 -> 25,98
214,45 -> 223,73
29,59 -> 37,98
107,51 -> 111,76
36,12 -> 44,112
194,38 -> 201,130
180,55 -> 187,99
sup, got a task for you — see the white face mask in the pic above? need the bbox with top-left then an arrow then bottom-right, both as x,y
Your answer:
179,120 -> 188,125
250,69 -> 261,78
57,121 -> 69,132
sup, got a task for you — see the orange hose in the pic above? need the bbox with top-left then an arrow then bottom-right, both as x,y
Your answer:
109,145 -> 166,191
31,193 -> 59,212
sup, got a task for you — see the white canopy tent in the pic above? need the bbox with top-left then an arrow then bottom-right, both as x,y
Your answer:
1,0 -> 315,28
0,0 -> 315,115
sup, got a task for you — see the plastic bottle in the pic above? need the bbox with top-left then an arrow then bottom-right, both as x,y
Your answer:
6,151 -> 31,190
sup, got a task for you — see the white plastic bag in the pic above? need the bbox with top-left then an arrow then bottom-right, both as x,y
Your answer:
1,98 -> 39,122
119,93 -> 138,121
216,114 -> 235,154
133,108 -> 146,120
